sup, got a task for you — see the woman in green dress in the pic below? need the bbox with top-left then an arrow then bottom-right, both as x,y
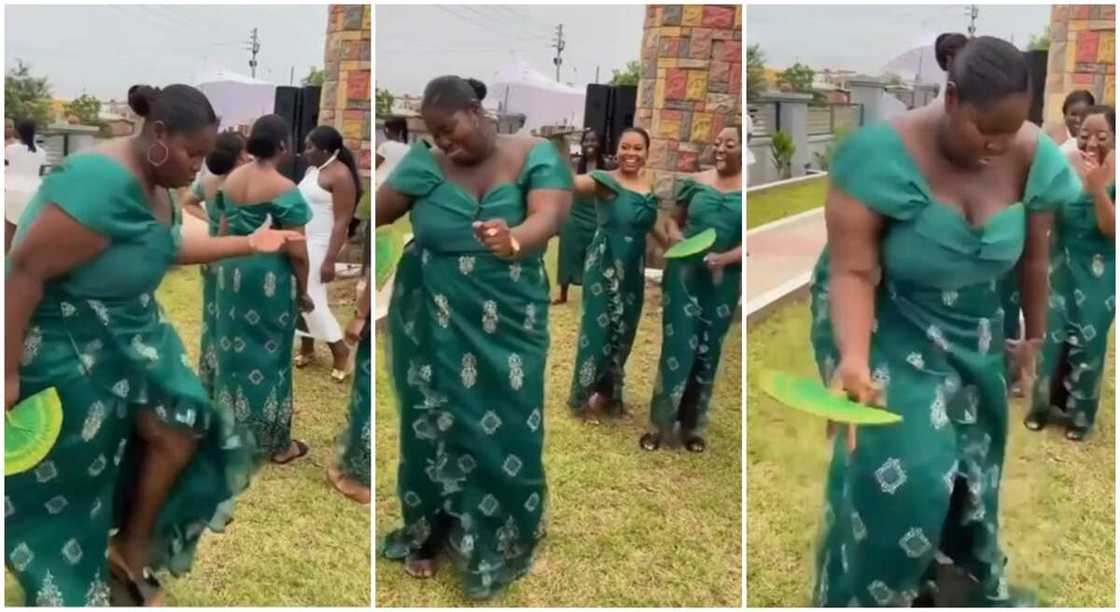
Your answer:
181,130 -> 249,398
643,126 -> 742,452
376,76 -> 572,598
566,127 -> 657,420
1026,105 -> 1115,440
553,129 -> 608,305
328,259 -> 372,504
807,37 -> 1080,606
5,84 -> 303,606
213,114 -> 314,465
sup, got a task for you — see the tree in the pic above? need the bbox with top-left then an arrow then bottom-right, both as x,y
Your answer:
303,66 -> 326,87
1028,26 -> 1051,51
777,62 -> 815,94
747,44 -> 768,100
5,60 -> 53,127
375,87 -> 395,117
609,60 -> 641,86
65,94 -> 101,126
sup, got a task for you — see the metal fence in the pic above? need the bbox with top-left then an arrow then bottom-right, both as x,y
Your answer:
748,102 -> 862,138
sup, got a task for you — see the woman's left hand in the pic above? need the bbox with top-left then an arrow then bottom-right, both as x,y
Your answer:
704,250 -> 732,271
249,228 -> 305,253
1007,337 -> 1043,384
472,219 -> 516,258
320,259 -> 337,284
299,294 -> 315,313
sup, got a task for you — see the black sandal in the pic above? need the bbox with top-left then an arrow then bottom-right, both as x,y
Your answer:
271,439 -> 310,465
1023,415 -> 1047,431
639,432 -> 660,451
683,435 -> 706,453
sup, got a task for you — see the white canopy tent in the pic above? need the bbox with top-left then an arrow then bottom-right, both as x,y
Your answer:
490,60 -> 585,132
194,68 -> 277,130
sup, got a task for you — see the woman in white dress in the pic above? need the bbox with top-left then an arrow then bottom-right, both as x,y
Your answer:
5,119 -> 48,252
295,125 -> 361,380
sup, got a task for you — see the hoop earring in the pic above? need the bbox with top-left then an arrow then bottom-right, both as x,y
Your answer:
147,142 -> 170,167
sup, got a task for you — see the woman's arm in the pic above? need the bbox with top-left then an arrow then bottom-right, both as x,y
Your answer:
322,171 -> 359,282
177,228 -> 306,265
7,206 -> 108,407
509,188 -> 572,252
375,184 -> 413,227
826,187 -> 883,375
572,173 -> 597,197
181,190 -> 208,223
1087,149 -> 1115,237
1019,212 -> 1053,342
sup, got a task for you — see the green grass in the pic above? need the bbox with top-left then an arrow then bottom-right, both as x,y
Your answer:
375,276 -> 743,606
746,299 -> 1115,607
6,267 -> 371,607
746,176 -> 827,229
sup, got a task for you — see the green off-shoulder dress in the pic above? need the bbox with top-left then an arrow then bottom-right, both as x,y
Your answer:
192,177 -> 223,398
380,140 -> 572,599
567,170 -> 657,415
5,154 -> 255,606
649,177 -> 742,438
1027,183 -> 1116,434
555,178 -> 598,287
808,124 -> 1079,606
212,189 -> 311,459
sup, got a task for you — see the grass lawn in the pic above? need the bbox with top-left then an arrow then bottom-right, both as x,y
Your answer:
6,267 -> 371,607
746,176 -> 827,230
746,299 -> 1115,607
374,247 -> 743,606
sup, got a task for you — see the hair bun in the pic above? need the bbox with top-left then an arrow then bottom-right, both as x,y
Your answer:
464,78 -> 487,102
935,33 -> 969,71
127,84 -> 162,118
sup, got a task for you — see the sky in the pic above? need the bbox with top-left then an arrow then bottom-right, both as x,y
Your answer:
746,4 -> 1051,73
5,4 -> 327,100
375,4 -> 645,97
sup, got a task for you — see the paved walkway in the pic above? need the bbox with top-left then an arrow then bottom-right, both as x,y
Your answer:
744,208 -> 827,321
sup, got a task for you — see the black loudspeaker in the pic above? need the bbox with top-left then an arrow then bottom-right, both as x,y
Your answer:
273,85 -> 321,183
583,84 -> 639,155
1025,50 -> 1048,127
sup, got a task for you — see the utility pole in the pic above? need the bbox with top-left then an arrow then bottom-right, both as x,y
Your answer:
595,66 -> 600,84
966,5 -> 979,37
551,24 -> 565,82
246,27 -> 261,78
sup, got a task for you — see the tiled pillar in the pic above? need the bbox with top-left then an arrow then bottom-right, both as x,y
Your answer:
636,4 -> 742,198
1046,5 -> 1115,126
321,4 -> 372,190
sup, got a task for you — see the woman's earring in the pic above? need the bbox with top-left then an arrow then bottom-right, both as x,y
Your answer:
147,141 -> 170,167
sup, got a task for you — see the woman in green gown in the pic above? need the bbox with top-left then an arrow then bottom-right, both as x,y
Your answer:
181,131 -> 248,398
553,130 -> 608,305
643,126 -> 742,452
328,259 -> 372,504
213,114 -> 314,465
1026,105 -> 1115,440
807,37 -> 1081,606
5,84 -> 303,606
376,76 -> 572,598
566,127 -> 657,420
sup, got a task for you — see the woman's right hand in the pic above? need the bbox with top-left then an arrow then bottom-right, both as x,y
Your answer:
299,294 -> 315,313
249,228 -> 305,254
827,358 -> 882,451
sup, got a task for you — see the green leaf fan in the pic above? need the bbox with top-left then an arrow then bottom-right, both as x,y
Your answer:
6,387 -> 64,476
375,227 -> 404,291
664,228 -> 717,259
758,369 -> 902,425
